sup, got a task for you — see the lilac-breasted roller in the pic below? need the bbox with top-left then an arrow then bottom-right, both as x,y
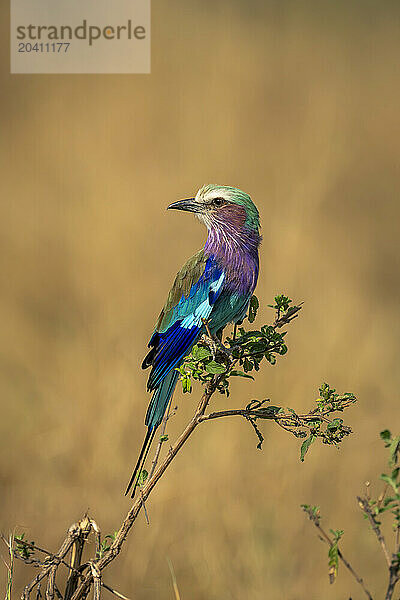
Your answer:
125,184 -> 261,497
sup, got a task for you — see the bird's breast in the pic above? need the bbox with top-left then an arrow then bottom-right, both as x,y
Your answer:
217,249 -> 258,295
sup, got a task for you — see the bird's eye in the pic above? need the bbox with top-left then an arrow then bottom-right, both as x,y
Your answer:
212,197 -> 225,207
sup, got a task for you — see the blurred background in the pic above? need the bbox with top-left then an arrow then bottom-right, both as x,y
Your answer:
1,0 -> 400,598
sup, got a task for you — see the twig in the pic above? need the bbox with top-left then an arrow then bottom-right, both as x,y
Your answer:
2,536 -> 62,570
302,506 -> 373,600
17,380 -> 352,600
22,522 -> 83,600
5,532 -> 14,600
357,496 -> 400,600
385,561 -> 400,600
357,496 -> 391,568
385,566 -> 399,600
69,379 -> 218,600
1,534 -> 86,581
45,566 -> 57,600
273,303 -> 303,328
201,318 -> 214,340
64,517 -> 92,600
90,563 -> 101,600
139,490 -> 150,525
148,397 -> 173,480
101,584 -> 131,600
4,522 -> 133,600
90,520 -> 101,560
198,405 -> 352,441
18,302 -> 316,600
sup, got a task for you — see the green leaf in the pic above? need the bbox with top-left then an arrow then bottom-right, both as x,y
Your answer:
137,469 -> 148,487
243,358 -> 253,372
300,434 -> 316,462
381,473 -> 398,493
15,534 -> 34,560
160,434 -> 169,442
328,530 -> 343,584
229,370 -> 254,380
181,373 -> 192,394
389,436 -> 400,466
269,294 -> 292,312
380,430 -> 392,442
301,504 -> 320,520
330,529 -> 344,539
248,295 -> 259,323
260,405 -> 281,414
192,345 -> 212,361
327,418 -> 343,431
205,361 -> 226,374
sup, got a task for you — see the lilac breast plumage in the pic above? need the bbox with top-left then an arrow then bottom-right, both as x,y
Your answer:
204,222 -> 260,296
204,219 -> 260,331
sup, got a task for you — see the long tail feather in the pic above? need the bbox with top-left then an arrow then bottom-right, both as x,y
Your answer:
125,427 -> 156,497
125,370 -> 179,498
145,370 -> 179,428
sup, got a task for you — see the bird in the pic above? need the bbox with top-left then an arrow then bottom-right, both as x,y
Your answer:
125,184 -> 261,497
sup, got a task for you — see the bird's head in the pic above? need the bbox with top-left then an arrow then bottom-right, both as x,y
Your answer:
167,184 -> 260,233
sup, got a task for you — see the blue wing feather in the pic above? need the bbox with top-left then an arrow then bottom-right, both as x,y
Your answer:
145,257 -> 225,391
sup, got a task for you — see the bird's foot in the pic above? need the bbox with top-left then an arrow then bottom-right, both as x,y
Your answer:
201,334 -> 218,359
201,319 -> 232,360
201,334 -> 232,360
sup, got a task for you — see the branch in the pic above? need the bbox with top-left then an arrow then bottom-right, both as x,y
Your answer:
148,397 -> 173,480
68,378 -> 219,600
273,302 -> 303,328
357,496 -> 391,568
14,295 -> 355,600
302,506 -> 373,600
21,522 -> 83,600
357,496 -> 400,600
199,396 -> 354,451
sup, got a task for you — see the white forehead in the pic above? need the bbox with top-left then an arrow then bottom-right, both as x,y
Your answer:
195,185 -> 231,203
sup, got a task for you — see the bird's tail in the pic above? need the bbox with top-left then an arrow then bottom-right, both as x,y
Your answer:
125,369 -> 179,498
124,427 -> 156,498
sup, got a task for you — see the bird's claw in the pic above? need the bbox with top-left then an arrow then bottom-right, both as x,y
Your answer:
201,334 -> 232,360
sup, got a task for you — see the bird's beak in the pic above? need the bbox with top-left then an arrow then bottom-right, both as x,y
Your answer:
167,198 -> 199,213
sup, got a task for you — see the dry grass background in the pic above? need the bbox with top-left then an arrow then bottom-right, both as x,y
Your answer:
1,1 -> 400,598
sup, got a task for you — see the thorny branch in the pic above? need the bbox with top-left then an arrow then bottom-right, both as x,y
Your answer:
6,380 -> 218,600
3,295 -> 356,600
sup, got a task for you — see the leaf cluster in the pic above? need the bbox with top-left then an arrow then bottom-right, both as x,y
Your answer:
178,294 -> 301,397
298,384 -> 356,461
301,504 -> 345,585
302,430 -> 400,599
96,531 -> 118,559
328,529 -> 344,583
14,534 -> 36,561
177,297 -> 355,461
365,430 -> 400,534
241,383 -> 355,460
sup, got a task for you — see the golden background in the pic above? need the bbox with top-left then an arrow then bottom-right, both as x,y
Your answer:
1,1 -> 400,598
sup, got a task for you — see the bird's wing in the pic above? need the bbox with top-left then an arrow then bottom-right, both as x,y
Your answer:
142,250 -> 225,391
